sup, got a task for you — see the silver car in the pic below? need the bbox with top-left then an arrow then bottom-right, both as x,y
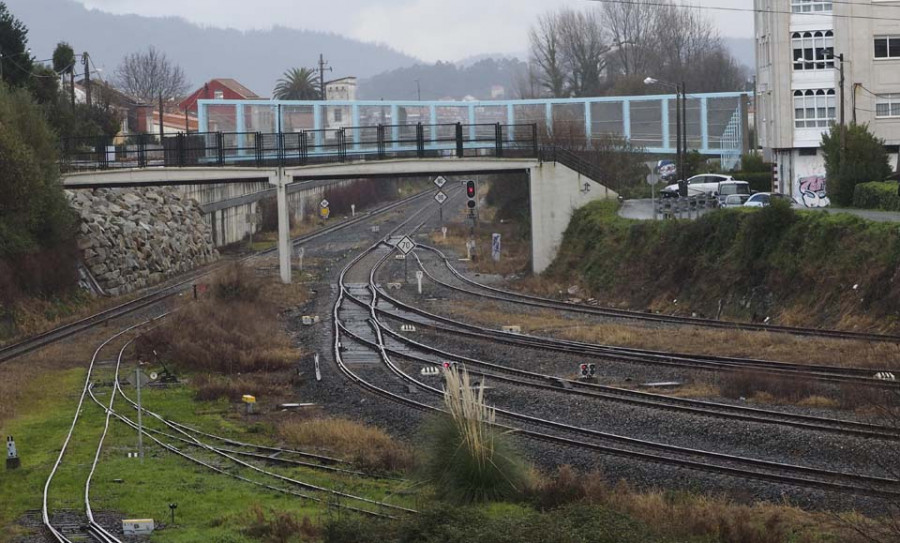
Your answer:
743,192 -> 803,209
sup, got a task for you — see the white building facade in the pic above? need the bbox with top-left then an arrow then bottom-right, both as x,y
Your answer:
755,0 -> 900,207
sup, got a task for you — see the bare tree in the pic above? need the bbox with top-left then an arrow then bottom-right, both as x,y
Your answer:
114,46 -> 189,104
557,8 -> 609,97
602,0 -> 656,78
528,12 -> 567,98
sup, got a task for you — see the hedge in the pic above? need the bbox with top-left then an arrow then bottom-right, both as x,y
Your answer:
852,181 -> 900,211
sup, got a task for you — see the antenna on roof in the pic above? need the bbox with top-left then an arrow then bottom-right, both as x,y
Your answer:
317,53 -> 332,101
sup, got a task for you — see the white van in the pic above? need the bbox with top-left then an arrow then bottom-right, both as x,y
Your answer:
716,181 -> 751,206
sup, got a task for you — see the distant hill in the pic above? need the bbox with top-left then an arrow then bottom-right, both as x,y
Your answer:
6,0 -> 418,98
359,57 -> 527,101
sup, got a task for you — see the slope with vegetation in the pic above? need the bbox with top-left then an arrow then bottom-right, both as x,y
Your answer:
545,200 -> 900,332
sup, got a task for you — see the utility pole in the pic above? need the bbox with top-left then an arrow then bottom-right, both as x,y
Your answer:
136,368 -> 144,462
837,53 -> 846,154
415,79 -> 421,101
82,52 -> 92,107
159,92 -> 164,141
681,80 -> 687,189
318,54 -> 332,100
675,83 -> 683,197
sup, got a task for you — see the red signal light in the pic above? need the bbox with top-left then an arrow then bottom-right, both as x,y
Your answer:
466,180 -> 476,199
443,362 -> 453,369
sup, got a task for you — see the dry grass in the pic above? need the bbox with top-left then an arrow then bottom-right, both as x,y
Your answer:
137,263 -> 298,375
429,223 -> 531,277
443,301 -> 900,370
529,466 -> 869,543
278,417 -> 414,474
192,372 -> 296,403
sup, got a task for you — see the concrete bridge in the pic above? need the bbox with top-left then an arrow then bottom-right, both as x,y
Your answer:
61,155 -> 616,283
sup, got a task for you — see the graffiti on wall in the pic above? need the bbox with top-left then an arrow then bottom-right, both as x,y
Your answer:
798,175 -> 830,208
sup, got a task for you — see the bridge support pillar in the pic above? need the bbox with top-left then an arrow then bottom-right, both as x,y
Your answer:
276,170 -> 292,284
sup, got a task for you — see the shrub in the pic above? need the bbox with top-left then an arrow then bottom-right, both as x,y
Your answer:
278,418 -> 414,474
719,370 -> 824,403
821,123 -> 892,206
732,171 -> 774,193
852,181 -> 900,211
418,366 -> 530,503
0,84 -> 77,303
213,262 -> 262,302
739,153 -> 770,173
243,505 -> 317,543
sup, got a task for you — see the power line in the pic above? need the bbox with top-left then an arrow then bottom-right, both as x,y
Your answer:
582,0 -> 900,24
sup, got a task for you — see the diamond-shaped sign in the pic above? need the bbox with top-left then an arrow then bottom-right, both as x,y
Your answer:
434,191 -> 448,205
433,176 -> 447,189
320,199 -> 330,209
396,236 -> 416,255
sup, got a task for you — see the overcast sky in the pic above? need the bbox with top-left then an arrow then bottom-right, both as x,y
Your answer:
76,0 -> 754,62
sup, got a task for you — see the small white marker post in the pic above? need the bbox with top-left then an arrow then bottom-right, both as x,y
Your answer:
297,247 -> 305,273
314,353 -> 321,382
416,270 -> 424,295
6,436 -> 20,470
136,368 -> 144,462
351,204 -> 356,217
442,226 -> 448,240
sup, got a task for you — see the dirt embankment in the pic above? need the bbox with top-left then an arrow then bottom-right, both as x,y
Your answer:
541,201 -> 900,333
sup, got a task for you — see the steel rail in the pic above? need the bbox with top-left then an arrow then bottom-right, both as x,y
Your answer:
377,259 -> 899,387
419,243 -> 900,344
0,189 -> 434,365
332,228 -> 900,500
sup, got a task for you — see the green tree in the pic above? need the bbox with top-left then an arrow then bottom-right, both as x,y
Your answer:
52,42 -> 75,74
821,123 -> 892,206
273,67 -> 320,100
0,84 -> 77,301
0,1 -> 33,88
28,64 -> 59,105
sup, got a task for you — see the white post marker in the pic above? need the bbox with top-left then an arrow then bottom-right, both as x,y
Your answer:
314,353 -> 321,382
416,270 -> 424,294
351,204 -> 356,217
297,246 -> 305,273
442,226 -> 448,240
491,233 -> 501,262
6,436 -> 20,470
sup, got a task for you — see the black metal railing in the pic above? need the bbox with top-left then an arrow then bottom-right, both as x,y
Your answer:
58,122 -> 540,173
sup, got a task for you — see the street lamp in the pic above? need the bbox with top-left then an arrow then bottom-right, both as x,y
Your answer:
645,77 -> 688,197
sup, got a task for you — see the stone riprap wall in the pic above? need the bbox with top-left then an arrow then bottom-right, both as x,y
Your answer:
67,188 -> 219,296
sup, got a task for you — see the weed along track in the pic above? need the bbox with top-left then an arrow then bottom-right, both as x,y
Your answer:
401,251 -> 900,388
333,209 -> 900,510
416,244 -> 900,344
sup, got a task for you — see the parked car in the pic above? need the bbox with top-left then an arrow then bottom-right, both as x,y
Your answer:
721,194 -> 750,208
716,181 -> 751,207
743,192 -> 803,208
660,173 -> 735,198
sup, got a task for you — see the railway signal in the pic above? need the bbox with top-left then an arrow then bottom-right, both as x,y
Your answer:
589,364 -> 596,377
465,180 -> 477,209
579,364 -> 589,378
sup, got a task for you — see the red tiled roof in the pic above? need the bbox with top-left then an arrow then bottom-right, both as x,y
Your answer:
212,78 -> 261,99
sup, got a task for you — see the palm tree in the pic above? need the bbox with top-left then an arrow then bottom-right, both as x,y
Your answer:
273,67 -> 319,100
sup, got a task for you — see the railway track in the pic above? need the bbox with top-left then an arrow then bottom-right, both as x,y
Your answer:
42,319 -> 157,542
333,213 -> 900,501
371,252 -> 900,388
0,189 -> 433,365
417,243 -> 900,344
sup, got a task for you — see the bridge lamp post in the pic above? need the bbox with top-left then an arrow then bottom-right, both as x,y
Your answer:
644,77 -> 687,197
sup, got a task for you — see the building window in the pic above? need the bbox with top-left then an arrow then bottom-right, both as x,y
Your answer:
792,31 -> 834,70
791,0 -> 832,13
793,89 -> 836,128
214,90 -> 224,100
875,36 -> 900,59
876,94 -> 900,118
334,109 -> 343,122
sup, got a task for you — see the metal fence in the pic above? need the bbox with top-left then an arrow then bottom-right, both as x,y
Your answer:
58,123 -> 540,173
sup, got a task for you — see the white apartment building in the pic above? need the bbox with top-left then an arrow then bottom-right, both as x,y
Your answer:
324,77 -> 357,130
755,0 -> 900,207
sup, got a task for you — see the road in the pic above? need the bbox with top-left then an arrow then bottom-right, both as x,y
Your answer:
618,199 -> 900,223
